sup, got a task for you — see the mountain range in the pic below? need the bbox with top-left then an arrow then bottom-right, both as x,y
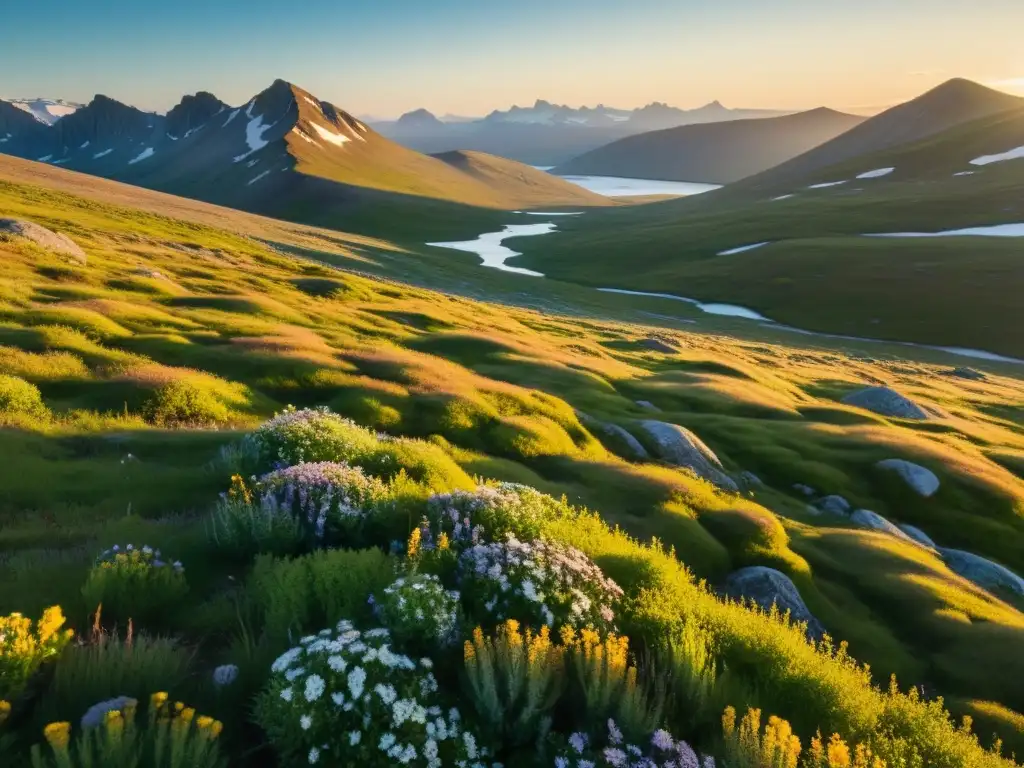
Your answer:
3,97 -> 83,125
552,107 -> 867,183
372,99 -> 792,166
0,80 -> 611,238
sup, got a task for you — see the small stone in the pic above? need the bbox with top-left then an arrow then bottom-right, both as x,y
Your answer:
739,471 -> 764,489
877,459 -> 940,497
723,566 -> 826,640
850,509 -> 914,542
817,495 -> 851,516
639,420 -> 738,491
0,218 -> 87,264
898,524 -> 938,549
640,337 -> 677,354
793,483 -> 817,497
945,367 -> 986,381
635,400 -> 660,412
940,548 -> 1024,597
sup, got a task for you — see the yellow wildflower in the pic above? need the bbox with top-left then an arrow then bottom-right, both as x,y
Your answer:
827,733 -> 851,768
43,721 -> 72,751
437,532 -> 450,551
464,640 -> 476,663
0,700 -> 10,726
180,707 -> 196,724
210,720 -> 224,738
196,715 -> 215,730
407,527 -> 422,559
150,691 -> 169,709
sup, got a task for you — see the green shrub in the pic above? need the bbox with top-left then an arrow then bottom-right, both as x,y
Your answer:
656,620 -> 722,740
37,619 -> 192,729
256,620 -> 490,768
143,380 -> 230,427
207,475 -> 303,560
253,462 -> 391,549
370,573 -> 460,654
31,693 -> 225,768
364,436 -> 474,491
462,619 -> 564,749
248,549 -> 395,643
0,374 -> 48,420
81,546 -> 188,629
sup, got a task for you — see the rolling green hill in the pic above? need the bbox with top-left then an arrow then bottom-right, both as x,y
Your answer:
512,96 -> 1024,357
0,154 -> 1023,764
552,108 -> 866,184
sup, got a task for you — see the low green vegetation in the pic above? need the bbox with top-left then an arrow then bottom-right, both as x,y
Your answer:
0,162 -> 1022,766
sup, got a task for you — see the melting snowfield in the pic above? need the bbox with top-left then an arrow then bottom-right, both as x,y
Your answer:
856,167 -> 895,179
92,148 -> 113,159
311,123 -> 350,147
970,145 -> 1024,166
555,174 -> 720,198
868,223 -> 1024,238
808,180 -> 848,189
717,242 -> 770,256
234,115 -> 275,162
128,147 -> 155,164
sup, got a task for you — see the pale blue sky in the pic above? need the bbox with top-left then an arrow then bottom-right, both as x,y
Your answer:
4,0 -> 1023,117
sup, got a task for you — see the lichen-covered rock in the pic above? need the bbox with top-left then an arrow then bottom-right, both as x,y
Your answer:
816,495 -> 851,516
898,524 -> 938,549
877,459 -> 940,497
940,549 -> 1024,597
850,509 -> 914,542
723,566 -> 826,640
639,420 -> 738,491
841,386 -> 929,420
0,218 -> 86,263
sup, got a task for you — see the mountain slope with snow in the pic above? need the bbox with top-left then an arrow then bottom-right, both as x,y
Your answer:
5,98 -> 83,125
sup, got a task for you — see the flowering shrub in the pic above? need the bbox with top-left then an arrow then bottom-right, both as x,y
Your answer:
0,606 -> 73,701
554,720 -> 712,768
209,475 -> 303,558
245,406 -> 380,469
424,483 -> 567,551
0,374 -> 48,420
81,546 -> 187,628
31,692 -> 225,768
254,462 -> 390,548
458,535 -> 623,633
370,574 -> 460,652
463,620 -> 564,748
256,620 -> 491,767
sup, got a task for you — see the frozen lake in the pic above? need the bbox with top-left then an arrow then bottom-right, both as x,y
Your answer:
534,168 -> 720,197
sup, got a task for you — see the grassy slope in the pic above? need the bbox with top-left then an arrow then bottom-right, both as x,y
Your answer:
552,108 -> 867,184
512,108 -> 1024,356
0,160 -> 1023,753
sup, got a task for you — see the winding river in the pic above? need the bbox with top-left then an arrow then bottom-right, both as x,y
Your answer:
426,219 -> 1023,366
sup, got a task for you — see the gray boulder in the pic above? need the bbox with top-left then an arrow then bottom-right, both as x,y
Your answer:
841,386 -> 929,420
639,420 -> 738,491
640,337 -> 677,354
816,495 -> 852,516
724,567 -> 826,640
600,423 -> 649,461
946,367 -> 986,381
0,218 -> 86,264
898,524 -> 938,549
793,483 -> 816,497
940,549 -> 1024,597
850,509 -> 914,542
877,459 -> 940,497
739,471 -> 764,489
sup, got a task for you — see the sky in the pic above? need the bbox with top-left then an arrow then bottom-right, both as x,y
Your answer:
4,0 -> 1024,118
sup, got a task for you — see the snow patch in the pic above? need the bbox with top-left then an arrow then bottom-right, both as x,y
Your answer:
0,137 -> 8,144
247,170 -> 272,185
970,145 -> 1024,166
233,115 -> 274,163
521,211 -> 584,216
718,242 -> 770,256
222,109 -> 240,127
311,122 -> 350,147
183,126 -> 202,139
52,159 -> 69,165
771,194 -> 795,201
953,171 -> 975,177
246,158 -> 259,168
868,223 -> 1024,238
92,148 -> 113,159
244,99 -> 256,118
301,95 -> 321,112
856,167 -> 894,179
808,180 -> 848,189
166,132 -> 178,141
354,121 -> 367,133
36,155 -> 53,162
78,140 -> 90,149
128,147 -> 155,164
292,128 -> 318,146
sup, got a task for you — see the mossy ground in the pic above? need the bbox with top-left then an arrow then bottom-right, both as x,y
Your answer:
0,160 -> 1023,758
